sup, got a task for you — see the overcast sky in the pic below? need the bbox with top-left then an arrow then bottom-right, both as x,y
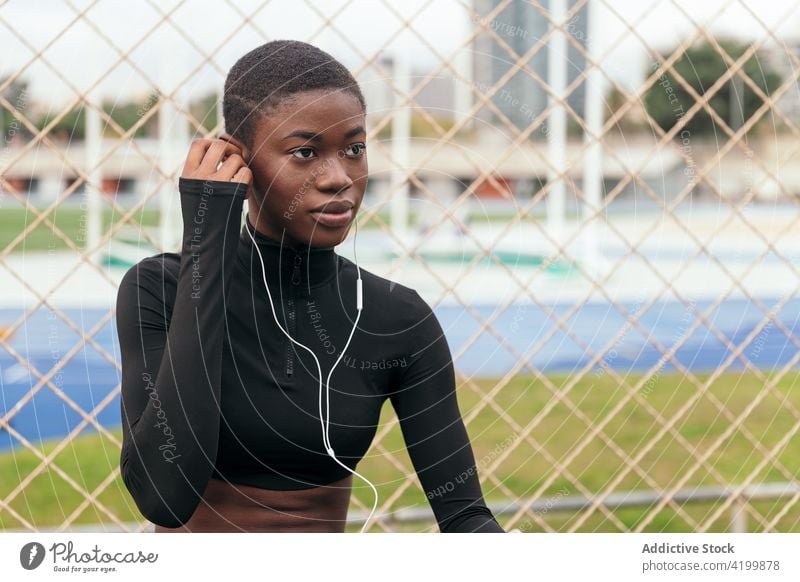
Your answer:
2,0 -> 799,110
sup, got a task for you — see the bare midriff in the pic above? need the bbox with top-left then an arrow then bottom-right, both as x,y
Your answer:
153,474 -> 353,533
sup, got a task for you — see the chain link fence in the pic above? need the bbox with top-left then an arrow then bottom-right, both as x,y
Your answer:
1,0 -> 798,532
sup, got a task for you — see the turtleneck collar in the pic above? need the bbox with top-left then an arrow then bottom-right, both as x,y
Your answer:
238,213 -> 339,295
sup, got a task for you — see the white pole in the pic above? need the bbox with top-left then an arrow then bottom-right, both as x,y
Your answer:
546,0 -> 567,237
390,47 -> 411,246
84,72 -> 103,266
453,6 -> 473,129
581,0 -> 606,275
158,40 -> 185,253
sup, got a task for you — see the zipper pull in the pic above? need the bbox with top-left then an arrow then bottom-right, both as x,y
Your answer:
291,254 -> 302,285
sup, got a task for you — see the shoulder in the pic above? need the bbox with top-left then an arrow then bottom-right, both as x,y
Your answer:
335,256 -> 440,345
117,252 -> 181,307
335,255 -> 430,317
120,251 -> 180,285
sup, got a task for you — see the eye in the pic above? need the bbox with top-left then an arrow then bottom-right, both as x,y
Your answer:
291,147 -> 316,159
345,142 -> 367,157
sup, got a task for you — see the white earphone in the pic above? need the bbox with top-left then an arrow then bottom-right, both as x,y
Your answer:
243,206 -> 378,533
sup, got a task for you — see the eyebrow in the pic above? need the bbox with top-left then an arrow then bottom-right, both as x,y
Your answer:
281,125 -> 365,142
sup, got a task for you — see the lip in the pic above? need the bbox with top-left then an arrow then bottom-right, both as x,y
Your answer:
310,200 -> 355,213
310,207 -> 353,228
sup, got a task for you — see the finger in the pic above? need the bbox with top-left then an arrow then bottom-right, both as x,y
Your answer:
182,140 -> 214,175
231,166 -> 253,185
204,141 -> 242,172
213,153 -> 248,182
199,140 -> 243,174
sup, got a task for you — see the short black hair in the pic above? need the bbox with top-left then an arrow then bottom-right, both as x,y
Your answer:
223,39 -> 366,151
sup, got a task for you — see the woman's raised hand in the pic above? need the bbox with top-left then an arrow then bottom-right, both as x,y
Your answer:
181,138 -> 253,186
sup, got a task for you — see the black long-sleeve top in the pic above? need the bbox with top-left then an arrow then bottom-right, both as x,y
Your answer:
115,177 -> 505,532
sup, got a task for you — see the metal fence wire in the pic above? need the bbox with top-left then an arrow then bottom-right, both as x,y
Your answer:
0,0 -> 798,533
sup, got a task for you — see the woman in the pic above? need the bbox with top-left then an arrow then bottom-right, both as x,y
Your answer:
115,39 -> 505,533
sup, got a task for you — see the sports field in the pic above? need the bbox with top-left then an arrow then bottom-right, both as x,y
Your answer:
1,203 -> 797,532
1,370 -> 797,532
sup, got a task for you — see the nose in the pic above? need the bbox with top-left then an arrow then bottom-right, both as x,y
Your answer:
315,156 -> 353,193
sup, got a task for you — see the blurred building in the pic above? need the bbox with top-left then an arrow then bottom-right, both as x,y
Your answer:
358,52 -> 457,120
472,0 -> 589,136
756,38 -> 800,125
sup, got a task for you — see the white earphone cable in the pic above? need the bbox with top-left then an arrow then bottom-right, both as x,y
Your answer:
243,208 -> 378,534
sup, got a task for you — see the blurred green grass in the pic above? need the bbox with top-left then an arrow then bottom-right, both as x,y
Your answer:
1,370 -> 797,532
0,208 -> 161,252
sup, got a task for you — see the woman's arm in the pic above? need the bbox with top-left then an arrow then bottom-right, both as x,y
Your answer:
389,290 -> 506,533
115,140 -> 250,527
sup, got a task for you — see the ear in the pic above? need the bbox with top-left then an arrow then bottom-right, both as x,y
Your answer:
218,131 -> 251,165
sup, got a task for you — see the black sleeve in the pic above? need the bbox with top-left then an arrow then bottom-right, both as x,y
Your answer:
389,290 -> 506,533
115,177 -> 246,527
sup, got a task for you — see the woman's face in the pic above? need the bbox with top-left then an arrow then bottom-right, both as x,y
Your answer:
244,89 -> 368,249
